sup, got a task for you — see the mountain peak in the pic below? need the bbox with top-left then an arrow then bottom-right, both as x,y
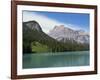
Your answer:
48,25 -> 89,44
76,30 -> 89,36
23,20 -> 42,31
53,25 -> 65,30
50,25 -> 73,33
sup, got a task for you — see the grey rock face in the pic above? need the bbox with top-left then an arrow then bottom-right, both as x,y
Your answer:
23,21 -> 42,31
48,25 -> 89,44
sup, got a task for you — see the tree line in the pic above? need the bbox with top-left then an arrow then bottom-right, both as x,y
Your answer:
23,23 -> 89,53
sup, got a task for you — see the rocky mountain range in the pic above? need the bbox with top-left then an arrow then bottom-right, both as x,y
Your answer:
48,25 -> 89,44
23,20 -> 89,53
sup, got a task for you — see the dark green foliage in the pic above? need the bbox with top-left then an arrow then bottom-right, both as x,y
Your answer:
23,21 -> 89,53
31,42 -> 50,53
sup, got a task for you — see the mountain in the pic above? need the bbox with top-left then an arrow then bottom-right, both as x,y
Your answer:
23,21 -> 89,53
23,21 -> 64,53
48,25 -> 89,44
23,21 -> 42,31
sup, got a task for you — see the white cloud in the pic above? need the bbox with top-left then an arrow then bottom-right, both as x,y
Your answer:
23,11 -> 85,33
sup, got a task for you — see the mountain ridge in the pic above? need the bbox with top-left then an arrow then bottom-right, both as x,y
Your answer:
48,25 -> 89,44
23,21 -> 89,53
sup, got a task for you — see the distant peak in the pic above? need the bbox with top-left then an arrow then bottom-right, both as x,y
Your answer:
59,25 -> 65,27
54,25 -> 65,29
77,30 -> 85,32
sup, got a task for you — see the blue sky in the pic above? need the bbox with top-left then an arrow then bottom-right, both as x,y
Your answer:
23,11 -> 90,33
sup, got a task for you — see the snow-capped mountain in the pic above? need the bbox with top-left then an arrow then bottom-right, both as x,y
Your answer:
48,25 -> 89,44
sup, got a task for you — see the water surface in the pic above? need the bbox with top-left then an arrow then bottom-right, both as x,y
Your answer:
23,51 -> 89,69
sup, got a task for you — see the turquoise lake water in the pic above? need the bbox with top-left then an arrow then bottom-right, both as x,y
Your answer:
23,51 -> 89,69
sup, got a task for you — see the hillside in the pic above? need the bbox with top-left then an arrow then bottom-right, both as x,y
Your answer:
23,21 -> 89,53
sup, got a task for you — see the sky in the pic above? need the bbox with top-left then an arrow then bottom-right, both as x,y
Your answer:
23,11 -> 90,33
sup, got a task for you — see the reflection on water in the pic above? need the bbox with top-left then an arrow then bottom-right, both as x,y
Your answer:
23,51 -> 89,69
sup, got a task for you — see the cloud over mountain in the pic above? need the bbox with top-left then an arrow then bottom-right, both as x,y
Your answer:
23,11 -> 86,33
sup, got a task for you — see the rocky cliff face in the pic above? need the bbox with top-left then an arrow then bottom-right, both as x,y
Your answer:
48,25 -> 89,44
23,20 -> 42,31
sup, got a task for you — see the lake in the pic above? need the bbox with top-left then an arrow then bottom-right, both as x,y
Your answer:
23,51 -> 89,69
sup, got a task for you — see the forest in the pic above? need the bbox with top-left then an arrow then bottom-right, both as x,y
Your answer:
23,21 -> 89,53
